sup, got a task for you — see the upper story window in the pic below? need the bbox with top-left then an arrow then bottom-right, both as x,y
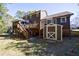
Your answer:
47,20 -> 52,24
47,19 -> 57,24
46,18 -> 52,24
60,17 -> 67,23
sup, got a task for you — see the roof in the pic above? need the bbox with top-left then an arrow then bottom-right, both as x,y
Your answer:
43,11 -> 73,19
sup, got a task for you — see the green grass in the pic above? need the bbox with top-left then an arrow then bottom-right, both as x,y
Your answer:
0,39 -> 29,56
0,37 -> 48,56
71,31 -> 79,36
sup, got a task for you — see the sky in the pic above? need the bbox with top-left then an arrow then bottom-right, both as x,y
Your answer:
6,3 -> 79,16
6,3 -> 79,27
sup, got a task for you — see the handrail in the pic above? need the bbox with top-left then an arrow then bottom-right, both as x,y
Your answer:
17,23 -> 28,33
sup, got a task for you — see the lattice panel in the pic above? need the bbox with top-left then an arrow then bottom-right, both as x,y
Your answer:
48,32 -> 55,39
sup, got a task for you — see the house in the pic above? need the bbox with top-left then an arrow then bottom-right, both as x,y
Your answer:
42,11 -> 73,36
23,10 -> 73,37
22,10 -> 47,37
12,10 -> 73,39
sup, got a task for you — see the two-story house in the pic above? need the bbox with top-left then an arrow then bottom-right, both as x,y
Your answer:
21,10 -> 73,37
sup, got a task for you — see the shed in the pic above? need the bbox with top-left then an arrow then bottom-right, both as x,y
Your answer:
43,23 -> 63,41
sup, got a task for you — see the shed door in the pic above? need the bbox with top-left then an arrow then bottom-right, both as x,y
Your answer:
46,25 -> 57,40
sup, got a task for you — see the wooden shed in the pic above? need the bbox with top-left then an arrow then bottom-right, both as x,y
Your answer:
43,24 -> 63,40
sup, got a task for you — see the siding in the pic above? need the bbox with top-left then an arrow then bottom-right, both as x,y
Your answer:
55,16 -> 70,36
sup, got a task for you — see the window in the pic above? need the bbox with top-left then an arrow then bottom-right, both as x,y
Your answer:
61,17 -> 67,23
52,19 -> 56,24
47,19 -> 57,24
46,18 -> 57,24
47,20 -> 52,24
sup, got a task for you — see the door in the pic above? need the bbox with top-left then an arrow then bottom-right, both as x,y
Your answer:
46,25 -> 57,40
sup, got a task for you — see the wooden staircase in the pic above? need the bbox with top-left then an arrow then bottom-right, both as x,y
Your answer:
13,23 -> 29,39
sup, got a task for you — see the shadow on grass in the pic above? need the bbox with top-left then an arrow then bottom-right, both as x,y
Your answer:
4,39 -> 48,55
4,37 -> 63,56
3,36 -> 79,56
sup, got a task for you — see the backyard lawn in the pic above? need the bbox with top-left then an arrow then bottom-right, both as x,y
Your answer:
0,36 -> 79,56
71,29 -> 79,36
0,37 -> 26,56
0,37 -> 48,56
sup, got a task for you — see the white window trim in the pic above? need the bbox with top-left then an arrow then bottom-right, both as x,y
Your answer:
46,18 -> 52,24
46,18 -> 56,24
60,17 -> 67,23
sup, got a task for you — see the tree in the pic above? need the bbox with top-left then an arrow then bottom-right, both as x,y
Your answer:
0,3 -> 8,21
0,3 -> 9,33
15,10 -> 26,19
26,10 -> 40,18
0,4 -> 8,16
